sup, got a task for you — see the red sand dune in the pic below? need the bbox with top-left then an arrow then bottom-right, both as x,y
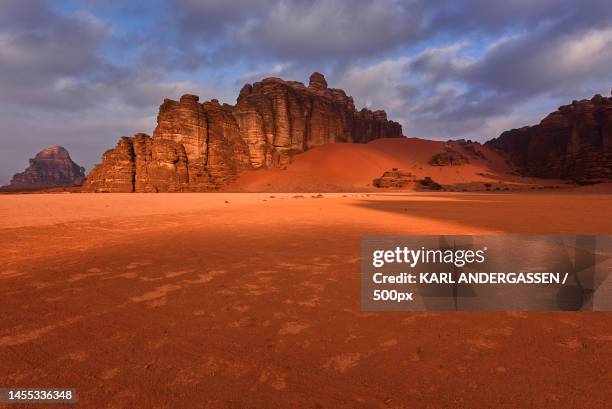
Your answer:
226,137 -> 555,192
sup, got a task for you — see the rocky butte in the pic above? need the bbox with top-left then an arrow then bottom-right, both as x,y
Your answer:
84,72 -> 403,192
6,146 -> 85,189
486,93 -> 612,183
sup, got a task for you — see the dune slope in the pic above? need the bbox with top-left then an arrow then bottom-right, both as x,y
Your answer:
226,137 -> 550,192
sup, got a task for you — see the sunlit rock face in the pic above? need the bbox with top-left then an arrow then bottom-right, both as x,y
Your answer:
234,72 -> 402,168
7,146 -> 85,189
84,72 -> 403,192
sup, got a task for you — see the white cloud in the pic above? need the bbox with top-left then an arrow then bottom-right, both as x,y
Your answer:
554,27 -> 612,74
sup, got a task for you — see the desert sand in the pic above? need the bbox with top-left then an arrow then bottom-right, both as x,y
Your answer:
226,138 -> 562,192
1,192 -> 611,408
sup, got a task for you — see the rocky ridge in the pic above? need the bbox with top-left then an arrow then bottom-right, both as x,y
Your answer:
84,72 -> 403,192
486,93 -> 612,182
6,146 -> 85,189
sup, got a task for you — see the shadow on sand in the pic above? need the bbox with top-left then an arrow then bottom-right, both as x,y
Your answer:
349,193 -> 552,234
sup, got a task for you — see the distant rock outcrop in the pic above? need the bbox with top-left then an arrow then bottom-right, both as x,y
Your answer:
457,140 -> 487,160
84,72 -> 403,192
429,146 -> 470,166
373,169 -> 416,188
486,94 -> 612,182
7,146 -> 85,189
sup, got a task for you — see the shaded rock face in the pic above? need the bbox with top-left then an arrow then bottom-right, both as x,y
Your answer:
8,146 -> 85,189
85,72 -> 403,192
486,94 -> 612,181
373,169 -> 416,188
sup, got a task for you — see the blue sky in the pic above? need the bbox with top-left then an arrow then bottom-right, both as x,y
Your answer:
2,0 -> 612,184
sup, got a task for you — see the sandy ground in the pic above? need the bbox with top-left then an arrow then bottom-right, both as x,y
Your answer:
1,192 -> 611,409
226,138 -> 561,192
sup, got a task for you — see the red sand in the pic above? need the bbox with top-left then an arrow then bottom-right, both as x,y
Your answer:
1,192 -> 611,408
226,138 -> 557,192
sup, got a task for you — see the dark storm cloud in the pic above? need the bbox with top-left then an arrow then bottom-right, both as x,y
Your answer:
167,0 -> 612,140
168,0 -> 612,66
424,0 -> 569,36
166,0 -> 425,71
464,26 -> 612,98
358,0 -> 612,139
435,0 -> 612,98
172,0 -> 272,37
0,0 -> 107,97
236,0 -> 420,60
0,0 -> 172,112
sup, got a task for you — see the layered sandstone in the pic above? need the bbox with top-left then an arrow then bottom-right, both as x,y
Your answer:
373,169 -> 416,188
85,134 -> 190,193
84,73 -> 403,192
7,146 -> 85,189
486,94 -> 612,182
233,72 -> 402,167
152,96 -> 251,191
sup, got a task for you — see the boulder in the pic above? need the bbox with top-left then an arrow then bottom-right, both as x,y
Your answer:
373,169 -> 416,188
417,176 -> 443,191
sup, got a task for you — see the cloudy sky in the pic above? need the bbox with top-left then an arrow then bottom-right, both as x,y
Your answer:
2,0 -> 612,184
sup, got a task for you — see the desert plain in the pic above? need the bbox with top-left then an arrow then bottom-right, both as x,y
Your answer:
1,190 -> 611,409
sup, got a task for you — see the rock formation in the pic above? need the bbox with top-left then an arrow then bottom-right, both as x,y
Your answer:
429,146 -> 470,166
457,140 -> 487,160
417,176 -> 443,191
373,169 -> 416,188
486,94 -> 612,182
233,72 -> 402,168
7,146 -> 85,189
84,134 -> 190,193
84,72 -> 403,192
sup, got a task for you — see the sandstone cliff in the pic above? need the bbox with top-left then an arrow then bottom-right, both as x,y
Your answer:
84,72 -> 403,192
7,146 -> 85,189
233,72 -> 402,167
486,94 -> 612,182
